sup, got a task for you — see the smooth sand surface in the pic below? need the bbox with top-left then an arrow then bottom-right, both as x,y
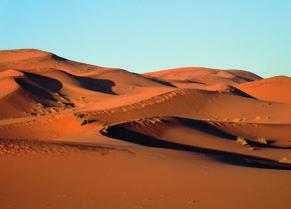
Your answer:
0,49 -> 290,209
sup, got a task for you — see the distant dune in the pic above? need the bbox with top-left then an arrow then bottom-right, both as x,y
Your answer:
0,49 -> 290,209
145,67 -> 262,89
236,76 -> 291,104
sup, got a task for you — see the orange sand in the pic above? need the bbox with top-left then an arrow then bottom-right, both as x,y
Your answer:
0,49 -> 290,209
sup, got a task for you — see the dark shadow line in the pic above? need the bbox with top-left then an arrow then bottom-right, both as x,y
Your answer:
101,125 -> 291,170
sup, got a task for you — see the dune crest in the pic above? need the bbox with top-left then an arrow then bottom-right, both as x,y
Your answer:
236,76 -> 291,104
145,67 -> 261,87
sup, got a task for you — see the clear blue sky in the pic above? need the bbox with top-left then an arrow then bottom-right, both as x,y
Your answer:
1,0 -> 291,77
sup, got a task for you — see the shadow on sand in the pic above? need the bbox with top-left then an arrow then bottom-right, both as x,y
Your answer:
101,119 -> 291,170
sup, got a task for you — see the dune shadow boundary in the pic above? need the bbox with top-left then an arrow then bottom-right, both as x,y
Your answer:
101,121 -> 291,170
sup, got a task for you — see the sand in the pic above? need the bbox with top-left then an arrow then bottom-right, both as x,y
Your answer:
0,49 -> 290,209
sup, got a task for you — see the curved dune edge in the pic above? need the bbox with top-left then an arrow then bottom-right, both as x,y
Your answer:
86,88 -> 291,124
1,87 -> 291,146
100,116 -> 291,170
236,76 -> 291,104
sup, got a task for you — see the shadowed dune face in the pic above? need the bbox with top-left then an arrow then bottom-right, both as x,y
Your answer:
23,71 -> 63,92
0,49 -> 177,118
0,49 -> 291,209
15,76 -> 57,102
101,117 -> 291,170
27,70 -> 117,95
103,129 -> 290,170
73,75 -> 116,94
0,69 -> 118,118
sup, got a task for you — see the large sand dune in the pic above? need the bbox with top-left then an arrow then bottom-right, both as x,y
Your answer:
0,49 -> 290,209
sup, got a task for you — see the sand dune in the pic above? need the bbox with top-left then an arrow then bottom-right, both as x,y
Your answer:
0,49 -> 290,209
145,67 -> 262,89
102,116 -> 291,169
0,50 -> 176,118
236,76 -> 291,104
0,49 -> 53,63
0,49 -> 108,74
2,88 -> 291,147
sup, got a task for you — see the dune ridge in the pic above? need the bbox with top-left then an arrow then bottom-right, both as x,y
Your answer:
236,76 -> 291,104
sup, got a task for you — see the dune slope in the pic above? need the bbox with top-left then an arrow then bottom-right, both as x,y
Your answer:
236,76 -> 291,104
145,67 -> 261,88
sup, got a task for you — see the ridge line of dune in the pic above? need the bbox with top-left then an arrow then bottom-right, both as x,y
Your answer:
100,120 -> 291,170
